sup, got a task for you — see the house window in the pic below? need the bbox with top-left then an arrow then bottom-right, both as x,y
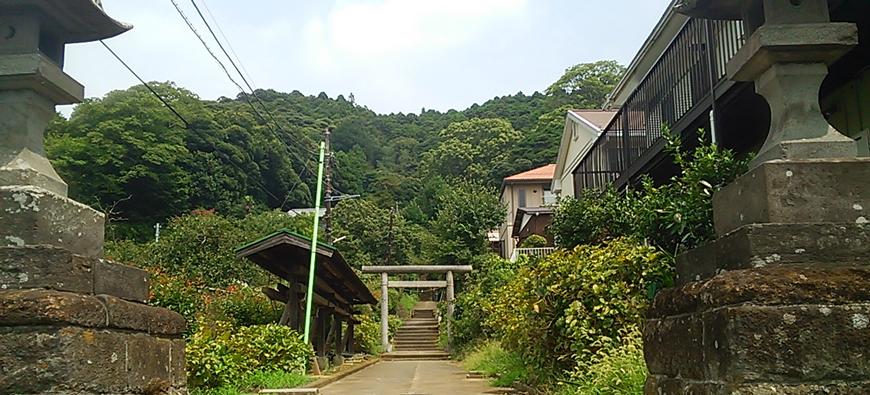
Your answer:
518,189 -> 527,208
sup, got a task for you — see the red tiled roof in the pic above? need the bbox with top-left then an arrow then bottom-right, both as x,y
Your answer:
569,109 -> 618,130
504,164 -> 556,182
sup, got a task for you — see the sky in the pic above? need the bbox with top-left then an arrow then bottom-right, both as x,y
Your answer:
61,0 -> 672,116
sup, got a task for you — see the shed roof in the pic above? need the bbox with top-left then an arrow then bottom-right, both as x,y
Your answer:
236,229 -> 377,307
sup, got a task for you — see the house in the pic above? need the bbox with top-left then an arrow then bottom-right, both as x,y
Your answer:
556,0 -> 870,195
497,164 -> 557,260
552,109 -> 618,199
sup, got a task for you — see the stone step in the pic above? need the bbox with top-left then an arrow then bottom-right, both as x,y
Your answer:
393,335 -> 438,342
382,350 -> 450,361
393,339 -> 439,345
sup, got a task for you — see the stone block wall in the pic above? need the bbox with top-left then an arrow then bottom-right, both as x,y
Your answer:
0,246 -> 186,394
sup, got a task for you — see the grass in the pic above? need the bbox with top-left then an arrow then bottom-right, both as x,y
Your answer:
189,370 -> 310,395
462,340 -> 529,387
555,331 -> 647,395
242,370 -> 310,389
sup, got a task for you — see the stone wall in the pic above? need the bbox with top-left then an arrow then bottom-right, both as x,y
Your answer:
0,246 -> 186,394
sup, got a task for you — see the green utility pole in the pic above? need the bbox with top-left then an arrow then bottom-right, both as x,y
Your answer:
303,141 -> 327,344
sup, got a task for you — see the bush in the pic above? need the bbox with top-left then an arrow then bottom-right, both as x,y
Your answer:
559,327 -> 647,395
186,322 -> 312,388
108,210 -> 314,288
463,341 -> 529,387
205,285 -> 281,327
519,234 -> 548,248
147,271 -> 203,335
550,131 -> 749,255
452,254 -> 521,350
485,238 -> 671,384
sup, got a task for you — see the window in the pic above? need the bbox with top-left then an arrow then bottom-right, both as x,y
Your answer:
518,189 -> 527,208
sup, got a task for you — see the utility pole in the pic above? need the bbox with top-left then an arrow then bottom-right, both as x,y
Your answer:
384,204 -> 397,266
323,127 -> 334,240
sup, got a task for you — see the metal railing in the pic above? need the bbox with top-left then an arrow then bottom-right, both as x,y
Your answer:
511,247 -> 556,262
573,18 -> 745,194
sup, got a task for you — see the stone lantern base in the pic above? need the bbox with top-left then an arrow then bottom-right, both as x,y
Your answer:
0,245 -> 187,394
643,159 -> 870,394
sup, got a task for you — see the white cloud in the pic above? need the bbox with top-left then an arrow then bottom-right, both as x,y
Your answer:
303,0 -> 529,66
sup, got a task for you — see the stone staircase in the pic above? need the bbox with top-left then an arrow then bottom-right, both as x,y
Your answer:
382,302 -> 449,360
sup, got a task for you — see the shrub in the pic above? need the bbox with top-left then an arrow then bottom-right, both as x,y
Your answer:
463,341 -> 530,387
559,327 -> 647,395
452,254 -> 521,350
108,210 -> 314,288
356,312 -> 383,354
485,238 -> 671,384
205,285 -> 281,327
186,322 -> 312,388
147,271 -> 203,335
550,131 -> 749,255
519,234 -> 548,248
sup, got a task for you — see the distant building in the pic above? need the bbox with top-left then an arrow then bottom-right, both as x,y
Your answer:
287,208 -> 326,218
497,164 -> 557,260
551,110 -> 618,199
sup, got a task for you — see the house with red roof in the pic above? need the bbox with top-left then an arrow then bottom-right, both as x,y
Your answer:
497,164 -> 557,260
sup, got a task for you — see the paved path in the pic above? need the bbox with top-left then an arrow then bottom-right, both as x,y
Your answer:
319,360 -> 497,395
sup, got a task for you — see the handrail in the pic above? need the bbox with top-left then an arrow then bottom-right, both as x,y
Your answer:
572,18 -> 745,195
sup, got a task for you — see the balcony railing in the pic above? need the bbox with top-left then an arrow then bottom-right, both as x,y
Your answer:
511,247 -> 556,262
573,18 -> 745,194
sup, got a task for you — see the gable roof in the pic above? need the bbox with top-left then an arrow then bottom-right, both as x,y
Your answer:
504,164 -> 557,182
568,110 -> 617,131
551,110 -> 618,194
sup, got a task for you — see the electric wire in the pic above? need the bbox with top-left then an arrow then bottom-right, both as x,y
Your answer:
170,0 -> 320,180
100,40 -> 288,207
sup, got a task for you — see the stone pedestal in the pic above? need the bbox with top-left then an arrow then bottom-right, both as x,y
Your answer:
0,246 -> 187,394
644,160 -> 870,394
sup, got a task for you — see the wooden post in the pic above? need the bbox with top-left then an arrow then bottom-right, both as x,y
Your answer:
333,317 -> 343,355
380,272 -> 390,351
315,308 -> 329,357
345,322 -> 355,354
446,270 -> 455,350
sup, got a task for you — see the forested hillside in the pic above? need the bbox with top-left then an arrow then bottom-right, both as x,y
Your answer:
46,60 -> 624,240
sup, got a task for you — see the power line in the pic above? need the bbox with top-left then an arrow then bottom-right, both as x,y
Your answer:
170,0 -> 320,182
177,0 -> 318,158
188,0 -> 307,152
198,0 -> 256,90
100,40 -> 288,207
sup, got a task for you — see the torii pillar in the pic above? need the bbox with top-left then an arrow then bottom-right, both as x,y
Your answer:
644,1 -> 869,394
0,1 -> 186,393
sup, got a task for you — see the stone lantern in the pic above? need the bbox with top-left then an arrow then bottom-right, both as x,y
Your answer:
0,1 -> 186,393
643,1 -> 870,394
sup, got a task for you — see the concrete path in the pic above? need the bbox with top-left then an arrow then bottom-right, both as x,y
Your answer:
319,360 -> 497,395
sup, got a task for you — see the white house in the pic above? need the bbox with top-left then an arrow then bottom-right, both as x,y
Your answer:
551,110 -> 617,199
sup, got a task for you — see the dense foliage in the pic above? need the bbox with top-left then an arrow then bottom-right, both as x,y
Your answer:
186,322 -> 312,388
47,61 -> 623,238
485,239 -> 670,384
106,210 -> 313,287
551,131 -> 750,255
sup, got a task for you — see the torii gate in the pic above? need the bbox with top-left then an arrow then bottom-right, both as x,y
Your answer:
361,265 -> 473,351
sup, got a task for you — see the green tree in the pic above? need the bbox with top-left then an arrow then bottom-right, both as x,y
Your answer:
421,118 -> 520,186
546,60 -> 626,109
426,180 -> 505,265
